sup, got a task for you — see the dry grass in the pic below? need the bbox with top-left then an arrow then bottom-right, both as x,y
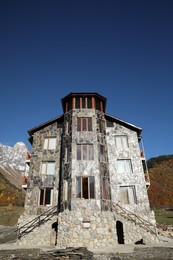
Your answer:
0,206 -> 24,226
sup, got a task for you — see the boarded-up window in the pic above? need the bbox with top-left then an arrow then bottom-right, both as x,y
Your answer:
41,162 -> 55,175
100,145 -> 106,162
43,137 -> 56,150
77,117 -> 92,131
65,147 -> 70,163
76,176 -> 95,199
117,160 -> 132,173
115,136 -> 128,149
63,180 -> 68,201
77,144 -> 94,160
99,119 -> 105,133
103,178 -> 109,199
119,186 -> 137,204
39,188 -> 52,206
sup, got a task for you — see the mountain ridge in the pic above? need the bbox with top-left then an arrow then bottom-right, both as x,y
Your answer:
147,155 -> 173,208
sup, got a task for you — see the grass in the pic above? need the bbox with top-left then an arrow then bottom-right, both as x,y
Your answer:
154,208 -> 173,225
0,206 -> 24,226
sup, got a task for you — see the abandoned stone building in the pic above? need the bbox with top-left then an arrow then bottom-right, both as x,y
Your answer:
18,92 -> 159,248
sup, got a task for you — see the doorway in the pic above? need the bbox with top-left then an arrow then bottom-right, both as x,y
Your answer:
116,221 -> 124,244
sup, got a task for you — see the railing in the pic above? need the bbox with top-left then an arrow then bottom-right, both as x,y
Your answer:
111,202 -> 157,235
17,205 -> 58,239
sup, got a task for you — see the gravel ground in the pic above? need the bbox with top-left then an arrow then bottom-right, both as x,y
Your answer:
0,247 -> 173,260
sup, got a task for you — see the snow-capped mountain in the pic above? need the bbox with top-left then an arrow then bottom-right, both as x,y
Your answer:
0,142 -> 27,172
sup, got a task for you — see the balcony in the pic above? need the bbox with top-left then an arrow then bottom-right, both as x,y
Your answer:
144,172 -> 150,188
22,176 -> 28,190
26,152 -> 31,165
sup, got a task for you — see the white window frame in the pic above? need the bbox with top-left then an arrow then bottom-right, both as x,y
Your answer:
119,186 -> 137,204
41,161 -> 55,175
43,137 -> 56,150
115,135 -> 128,149
39,188 -> 53,206
117,159 -> 132,173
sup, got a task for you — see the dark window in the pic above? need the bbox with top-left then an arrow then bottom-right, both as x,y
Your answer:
82,97 -> 85,108
100,145 -> 106,162
76,176 -> 95,199
87,97 -> 92,108
106,120 -> 114,127
103,178 -> 109,199
96,98 -> 101,110
68,98 -> 72,111
77,117 -> 92,131
99,119 -> 105,133
76,97 -> 80,108
39,188 -> 52,206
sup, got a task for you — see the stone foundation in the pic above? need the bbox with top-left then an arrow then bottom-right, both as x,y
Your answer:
56,208 -> 159,249
17,207 -> 159,248
17,215 -> 57,246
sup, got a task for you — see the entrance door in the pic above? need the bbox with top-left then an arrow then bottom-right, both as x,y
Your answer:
116,221 -> 124,244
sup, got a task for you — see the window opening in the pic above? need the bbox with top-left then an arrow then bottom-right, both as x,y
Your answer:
43,137 -> 56,150
115,136 -> 128,149
77,117 -> 92,131
39,188 -> 52,206
76,176 -> 95,199
77,144 -> 94,160
100,145 -> 106,162
119,186 -> 137,204
41,162 -> 55,175
117,159 -> 132,173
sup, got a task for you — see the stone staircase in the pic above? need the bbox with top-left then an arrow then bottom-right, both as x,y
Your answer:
17,206 -> 58,239
17,201 -> 158,242
111,202 -> 158,236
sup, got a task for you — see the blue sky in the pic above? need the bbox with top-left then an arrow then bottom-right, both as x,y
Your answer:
0,0 -> 173,159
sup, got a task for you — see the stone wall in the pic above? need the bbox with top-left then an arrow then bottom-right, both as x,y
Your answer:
17,215 -> 57,246
106,123 -> 151,213
56,208 -> 159,249
25,122 -> 62,215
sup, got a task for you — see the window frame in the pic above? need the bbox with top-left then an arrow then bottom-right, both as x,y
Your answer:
100,144 -> 106,162
63,180 -> 68,201
115,135 -> 129,149
76,176 -> 95,199
102,177 -> 109,199
117,159 -> 133,173
77,117 -> 92,131
41,161 -> 55,175
65,147 -> 70,164
43,137 -> 56,150
77,144 -> 94,160
119,185 -> 137,205
39,188 -> 53,206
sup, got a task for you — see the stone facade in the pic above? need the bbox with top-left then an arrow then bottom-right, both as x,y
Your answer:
18,93 -> 159,248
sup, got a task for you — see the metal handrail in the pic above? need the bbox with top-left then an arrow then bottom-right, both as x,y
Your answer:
17,205 -> 58,239
111,202 -> 157,235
